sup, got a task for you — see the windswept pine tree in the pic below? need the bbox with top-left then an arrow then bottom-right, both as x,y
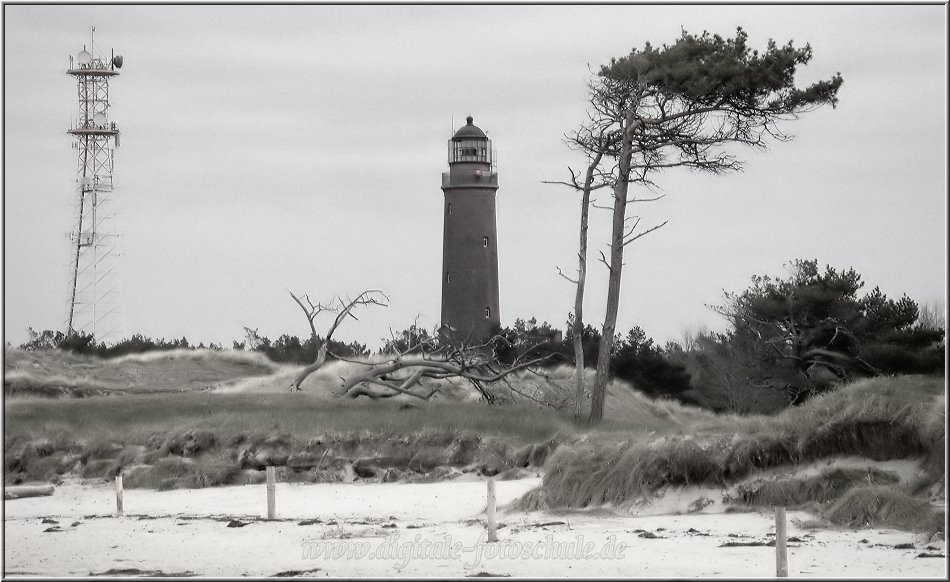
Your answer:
562,28 -> 843,423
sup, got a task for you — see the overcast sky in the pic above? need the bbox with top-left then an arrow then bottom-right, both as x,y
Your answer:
3,4 -> 947,350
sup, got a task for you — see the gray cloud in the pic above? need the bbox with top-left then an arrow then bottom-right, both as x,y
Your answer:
3,4 -> 946,349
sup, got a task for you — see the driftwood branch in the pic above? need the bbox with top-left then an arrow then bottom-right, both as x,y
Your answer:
289,290 -> 552,403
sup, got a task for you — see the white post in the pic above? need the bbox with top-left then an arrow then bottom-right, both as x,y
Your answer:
486,477 -> 497,542
775,506 -> 788,577
115,473 -> 124,517
266,466 -> 277,520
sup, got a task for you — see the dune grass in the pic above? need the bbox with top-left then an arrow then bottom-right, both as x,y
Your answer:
510,486 -> 552,511
7,371 -> 942,461
5,349 -> 944,523
4,360 -> 724,448
3,354 -> 726,489
3,348 -> 280,395
121,454 -> 246,491
5,391 -> 586,447
539,375 -> 945,509
3,392 -> 585,486
825,485 -> 943,533
3,359 -> 725,489
729,467 -> 901,507
731,469 -> 943,533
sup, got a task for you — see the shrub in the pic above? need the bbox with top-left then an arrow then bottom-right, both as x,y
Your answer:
679,260 -> 946,413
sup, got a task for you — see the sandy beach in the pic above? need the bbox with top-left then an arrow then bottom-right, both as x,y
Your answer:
4,477 -> 945,577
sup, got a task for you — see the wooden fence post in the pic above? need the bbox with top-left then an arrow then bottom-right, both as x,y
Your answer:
775,506 -> 788,577
115,473 -> 124,517
486,477 -> 497,542
266,466 -> 277,520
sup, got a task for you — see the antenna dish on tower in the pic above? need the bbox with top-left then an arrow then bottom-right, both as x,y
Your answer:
112,55 -> 123,69
77,50 -> 92,65
93,112 -> 107,126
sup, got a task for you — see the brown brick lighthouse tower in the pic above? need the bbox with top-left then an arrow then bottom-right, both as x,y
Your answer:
440,116 -> 500,344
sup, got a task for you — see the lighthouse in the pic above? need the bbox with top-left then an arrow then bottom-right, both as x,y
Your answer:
440,116 -> 500,345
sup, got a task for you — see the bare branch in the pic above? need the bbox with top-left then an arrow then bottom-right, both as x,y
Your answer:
289,290 -> 322,344
556,265 -> 579,285
630,194 -> 666,203
289,289 -> 389,392
621,220 -> 669,247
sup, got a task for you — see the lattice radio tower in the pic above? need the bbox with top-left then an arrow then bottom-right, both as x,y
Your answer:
65,27 -> 124,340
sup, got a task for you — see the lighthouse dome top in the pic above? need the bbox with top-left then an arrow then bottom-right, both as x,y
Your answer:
452,116 -> 488,141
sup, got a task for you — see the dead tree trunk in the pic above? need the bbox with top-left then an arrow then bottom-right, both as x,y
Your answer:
546,145 -> 608,421
288,290 -> 388,392
569,153 -> 604,420
589,114 -> 634,424
590,111 -> 669,424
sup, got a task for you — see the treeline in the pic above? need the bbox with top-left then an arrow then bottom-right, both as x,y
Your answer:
237,327 -> 370,363
14,326 -> 370,363
17,329 -> 219,358
490,259 -> 945,413
16,259 -> 945,414
488,316 -> 694,402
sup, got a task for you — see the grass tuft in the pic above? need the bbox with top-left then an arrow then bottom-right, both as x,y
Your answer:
122,455 -> 243,490
729,467 -> 901,507
510,486 -> 551,512
825,485 -> 941,532
919,395 -> 945,480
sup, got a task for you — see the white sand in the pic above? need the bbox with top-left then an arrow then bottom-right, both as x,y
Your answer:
4,477 -> 945,577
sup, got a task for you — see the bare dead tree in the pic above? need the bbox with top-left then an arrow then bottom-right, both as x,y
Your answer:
333,334 -> 550,403
545,116 -> 613,421
917,301 -> 947,333
288,290 -> 554,403
288,289 -> 389,391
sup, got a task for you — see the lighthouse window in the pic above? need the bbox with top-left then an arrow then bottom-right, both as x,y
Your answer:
453,140 -> 489,163
483,236 -> 489,247
485,307 -> 491,319
447,203 -> 453,215
446,272 -> 452,283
